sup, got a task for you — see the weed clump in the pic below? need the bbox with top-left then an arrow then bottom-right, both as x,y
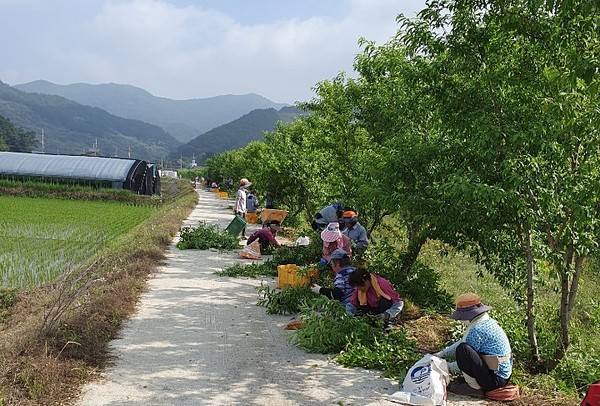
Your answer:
217,242 -> 323,278
337,328 -> 420,379
289,297 -> 380,354
216,262 -> 277,278
365,240 -> 452,311
256,284 -> 316,315
177,222 -> 239,250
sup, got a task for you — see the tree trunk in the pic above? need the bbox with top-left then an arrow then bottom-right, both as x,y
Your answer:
525,228 -> 540,364
401,221 -> 427,273
548,244 -> 580,370
367,212 -> 388,236
567,254 -> 584,315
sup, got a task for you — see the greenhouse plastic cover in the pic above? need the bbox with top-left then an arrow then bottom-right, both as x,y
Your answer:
0,152 -> 137,181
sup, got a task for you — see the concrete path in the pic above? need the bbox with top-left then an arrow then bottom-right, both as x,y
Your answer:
77,190 -> 486,406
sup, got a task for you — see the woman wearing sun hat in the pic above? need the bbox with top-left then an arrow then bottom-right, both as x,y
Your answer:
234,178 -> 252,238
434,293 -> 513,398
319,222 -> 352,267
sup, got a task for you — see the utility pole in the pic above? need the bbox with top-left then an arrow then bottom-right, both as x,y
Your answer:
128,146 -> 131,159
41,129 -> 45,153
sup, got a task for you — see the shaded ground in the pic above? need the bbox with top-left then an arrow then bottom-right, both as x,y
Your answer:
76,190 -> 487,406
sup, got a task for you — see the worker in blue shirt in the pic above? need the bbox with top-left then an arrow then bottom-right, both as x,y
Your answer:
340,211 -> 368,252
311,248 -> 356,313
311,202 -> 344,231
434,293 -> 513,398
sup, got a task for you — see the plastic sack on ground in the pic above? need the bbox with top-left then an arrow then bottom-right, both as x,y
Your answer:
240,240 -> 262,260
295,236 -> 310,246
387,354 -> 449,406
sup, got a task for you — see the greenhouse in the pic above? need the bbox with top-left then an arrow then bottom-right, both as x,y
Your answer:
0,151 -> 159,195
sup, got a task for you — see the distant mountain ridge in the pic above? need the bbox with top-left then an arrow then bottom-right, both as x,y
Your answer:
179,106 -> 304,161
15,80 -> 289,143
0,80 -> 180,161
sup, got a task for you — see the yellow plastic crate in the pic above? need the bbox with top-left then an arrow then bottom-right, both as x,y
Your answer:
210,188 -> 219,193
218,191 -> 228,198
277,265 -> 318,289
245,212 -> 258,224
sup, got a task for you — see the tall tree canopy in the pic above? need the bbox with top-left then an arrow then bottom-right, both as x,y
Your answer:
0,115 -> 37,152
203,0 -> 599,373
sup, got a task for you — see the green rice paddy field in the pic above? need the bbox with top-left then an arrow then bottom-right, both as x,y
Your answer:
0,195 -> 155,289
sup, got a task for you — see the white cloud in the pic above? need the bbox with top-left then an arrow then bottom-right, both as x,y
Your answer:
2,0 -> 425,103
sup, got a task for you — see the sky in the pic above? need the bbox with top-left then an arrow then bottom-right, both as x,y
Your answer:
0,0 -> 426,104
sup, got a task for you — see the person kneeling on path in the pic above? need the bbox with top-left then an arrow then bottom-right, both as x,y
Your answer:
340,211 -> 368,253
311,202 -> 344,231
311,248 -> 355,313
319,222 -> 352,268
246,221 -> 281,252
434,293 -> 513,398
347,268 -> 403,328
246,189 -> 259,213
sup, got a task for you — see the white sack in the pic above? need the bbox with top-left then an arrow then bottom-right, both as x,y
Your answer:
386,354 -> 449,406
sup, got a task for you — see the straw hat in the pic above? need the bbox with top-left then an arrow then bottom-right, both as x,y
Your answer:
450,293 -> 492,321
320,222 -> 342,243
239,178 -> 252,188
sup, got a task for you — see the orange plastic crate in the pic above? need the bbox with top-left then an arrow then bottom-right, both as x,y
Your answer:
218,191 -> 228,198
260,209 -> 288,224
210,188 -> 219,193
245,212 -> 258,224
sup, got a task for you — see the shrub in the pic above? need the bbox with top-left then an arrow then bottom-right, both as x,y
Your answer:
256,284 -> 316,315
364,240 -> 452,311
216,262 -> 277,278
289,297 -> 381,354
492,309 -> 530,365
218,240 -> 322,278
0,288 -> 17,323
271,241 -> 322,267
0,288 -> 17,310
337,328 -> 420,379
176,222 -> 239,250
553,346 -> 600,395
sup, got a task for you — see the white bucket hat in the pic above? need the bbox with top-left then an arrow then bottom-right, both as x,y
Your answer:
320,222 -> 341,243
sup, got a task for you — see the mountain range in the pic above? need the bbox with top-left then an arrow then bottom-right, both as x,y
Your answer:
180,105 -> 302,161
0,80 -> 178,160
0,80 -> 303,164
15,80 -> 288,143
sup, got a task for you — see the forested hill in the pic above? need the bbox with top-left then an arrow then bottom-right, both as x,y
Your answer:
0,81 -> 180,161
15,80 -> 289,143
177,106 -> 303,161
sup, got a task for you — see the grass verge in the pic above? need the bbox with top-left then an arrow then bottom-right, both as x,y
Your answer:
0,178 -> 198,405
